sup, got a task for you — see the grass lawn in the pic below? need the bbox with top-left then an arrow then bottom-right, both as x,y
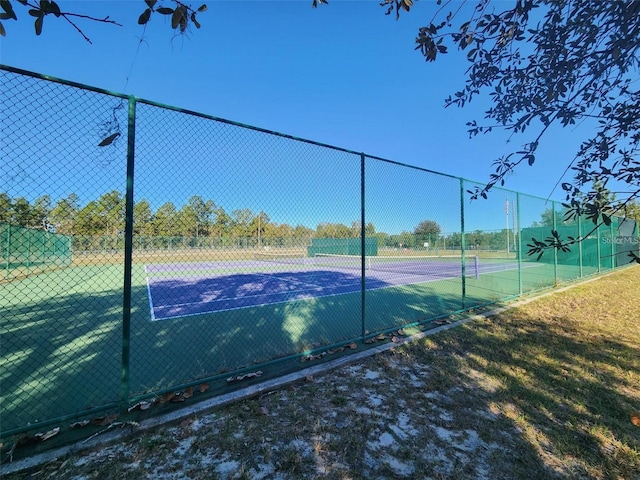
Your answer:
3,265 -> 639,479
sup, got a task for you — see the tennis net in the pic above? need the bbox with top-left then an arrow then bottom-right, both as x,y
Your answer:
255,251 -> 479,277
314,253 -> 478,277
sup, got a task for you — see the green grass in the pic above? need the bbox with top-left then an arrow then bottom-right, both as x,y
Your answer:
405,265 -> 640,478
1,255 -> 626,450
3,266 -> 640,478
1,261 -> 471,435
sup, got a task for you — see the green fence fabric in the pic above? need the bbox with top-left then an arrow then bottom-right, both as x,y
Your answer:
2,223 -> 72,280
307,237 -> 378,256
1,64 -> 638,441
615,218 -> 639,266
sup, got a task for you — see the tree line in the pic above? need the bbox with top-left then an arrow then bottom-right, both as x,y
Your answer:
3,1 -> 639,261
0,191 -> 428,247
1,191 -> 311,241
8,191 -> 595,252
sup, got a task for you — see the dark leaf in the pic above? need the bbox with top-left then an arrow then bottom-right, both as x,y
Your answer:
138,8 -> 151,25
70,420 -> 90,428
0,0 -> 17,20
144,0 -> 157,9
156,7 -> 173,14
602,213 -> 611,226
198,4 -> 207,11
0,21 -> 4,36
171,6 -> 185,29
34,427 -> 60,442
90,413 -> 118,426
28,8 -> 41,17
191,12 -> 200,29
34,15 -> 42,35
98,132 -> 120,147
49,0 -> 60,16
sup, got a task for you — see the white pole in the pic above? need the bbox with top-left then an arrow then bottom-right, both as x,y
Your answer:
512,200 -> 516,253
443,224 -> 446,251
505,198 -> 510,254
258,212 -> 261,249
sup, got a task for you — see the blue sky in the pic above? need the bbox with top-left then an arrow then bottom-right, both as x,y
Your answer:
0,1 -> 587,233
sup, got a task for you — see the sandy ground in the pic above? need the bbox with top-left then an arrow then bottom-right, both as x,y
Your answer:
4,345 -> 533,480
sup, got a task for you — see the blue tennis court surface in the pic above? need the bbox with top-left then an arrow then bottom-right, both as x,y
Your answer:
145,257 -> 521,321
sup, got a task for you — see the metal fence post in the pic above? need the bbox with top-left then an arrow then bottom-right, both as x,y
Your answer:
597,223 -> 602,273
517,193 -> 522,295
460,178 -> 466,309
610,219 -> 615,269
121,95 -> 137,412
4,224 -> 10,280
26,228 -> 31,274
552,201 -> 558,284
578,214 -> 584,277
361,153 -> 366,339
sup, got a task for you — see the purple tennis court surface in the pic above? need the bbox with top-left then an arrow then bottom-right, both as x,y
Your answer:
145,259 -> 518,321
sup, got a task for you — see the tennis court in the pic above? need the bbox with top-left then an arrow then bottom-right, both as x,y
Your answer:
3,64 -> 635,444
144,254 -> 519,321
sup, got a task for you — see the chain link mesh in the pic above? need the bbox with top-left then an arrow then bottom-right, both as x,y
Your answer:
1,65 -> 637,439
1,67 -> 127,437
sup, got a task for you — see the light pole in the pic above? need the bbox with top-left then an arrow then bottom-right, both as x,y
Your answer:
257,212 -> 261,249
505,198 -> 510,254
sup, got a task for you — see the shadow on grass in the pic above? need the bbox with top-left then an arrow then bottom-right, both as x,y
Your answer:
1,282 -> 124,437
400,307 -> 640,479
9,259 -> 623,477
2,263 -> 487,440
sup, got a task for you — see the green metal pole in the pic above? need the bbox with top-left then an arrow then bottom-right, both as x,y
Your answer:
5,224 -> 10,280
121,96 -> 136,412
578,215 -> 583,277
596,223 -> 602,273
360,153 -> 366,339
42,231 -> 47,269
517,193 -> 522,295
552,201 -> 558,284
26,228 -> 31,273
460,179 -> 466,309
610,219 -> 615,269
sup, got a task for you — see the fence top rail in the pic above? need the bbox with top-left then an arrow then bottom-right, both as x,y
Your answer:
0,63 -> 560,204
1,64 -> 130,101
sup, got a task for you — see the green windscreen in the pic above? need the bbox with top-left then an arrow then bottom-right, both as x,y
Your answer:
1,223 -> 72,280
307,237 -> 378,257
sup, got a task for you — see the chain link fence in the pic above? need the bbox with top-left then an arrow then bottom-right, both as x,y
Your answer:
1,64 -> 638,441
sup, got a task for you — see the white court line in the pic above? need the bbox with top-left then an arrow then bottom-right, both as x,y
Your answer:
146,262 -> 540,322
148,275 -> 444,322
